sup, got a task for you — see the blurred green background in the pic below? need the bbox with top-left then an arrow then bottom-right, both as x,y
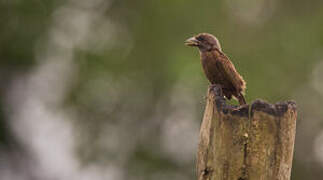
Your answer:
1,0 -> 323,179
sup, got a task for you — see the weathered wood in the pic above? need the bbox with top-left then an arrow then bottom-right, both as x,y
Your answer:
197,85 -> 297,180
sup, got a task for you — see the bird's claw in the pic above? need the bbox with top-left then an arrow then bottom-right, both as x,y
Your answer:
209,84 -> 223,96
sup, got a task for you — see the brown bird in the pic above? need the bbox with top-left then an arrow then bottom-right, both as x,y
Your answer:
185,33 -> 247,105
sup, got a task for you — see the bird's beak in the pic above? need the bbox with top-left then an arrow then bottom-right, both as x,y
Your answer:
185,37 -> 199,46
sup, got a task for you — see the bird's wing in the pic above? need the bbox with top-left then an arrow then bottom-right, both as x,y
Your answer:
216,53 -> 246,93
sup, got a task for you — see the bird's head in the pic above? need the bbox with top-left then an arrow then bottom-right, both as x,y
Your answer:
185,33 -> 222,52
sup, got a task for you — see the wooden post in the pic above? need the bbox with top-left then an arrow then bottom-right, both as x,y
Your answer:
197,85 -> 297,180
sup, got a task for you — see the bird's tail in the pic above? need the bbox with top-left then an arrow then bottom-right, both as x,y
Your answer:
237,92 -> 246,105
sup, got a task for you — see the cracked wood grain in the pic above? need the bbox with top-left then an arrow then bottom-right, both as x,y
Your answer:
197,85 -> 297,180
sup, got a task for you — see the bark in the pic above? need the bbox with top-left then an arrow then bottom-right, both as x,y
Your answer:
197,85 -> 297,180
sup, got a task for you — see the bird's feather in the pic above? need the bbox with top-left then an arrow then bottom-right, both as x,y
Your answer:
214,50 -> 246,94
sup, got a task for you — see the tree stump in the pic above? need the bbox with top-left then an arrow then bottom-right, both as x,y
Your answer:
197,85 -> 297,180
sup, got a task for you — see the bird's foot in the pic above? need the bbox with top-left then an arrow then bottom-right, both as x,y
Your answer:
209,84 -> 223,96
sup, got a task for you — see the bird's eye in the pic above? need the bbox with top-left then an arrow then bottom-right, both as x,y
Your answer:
196,36 -> 205,41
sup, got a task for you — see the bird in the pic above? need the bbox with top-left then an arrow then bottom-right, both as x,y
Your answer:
185,33 -> 247,105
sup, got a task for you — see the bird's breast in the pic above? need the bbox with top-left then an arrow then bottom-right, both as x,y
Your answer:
200,52 -> 225,84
